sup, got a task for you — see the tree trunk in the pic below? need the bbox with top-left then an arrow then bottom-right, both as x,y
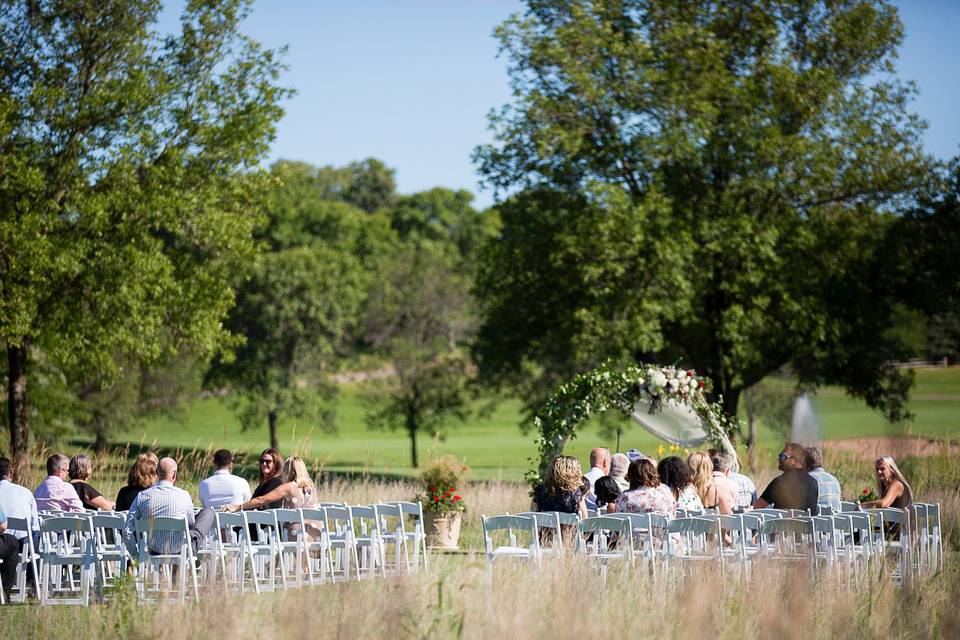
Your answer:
407,413 -> 418,468
93,428 -> 108,454
7,340 -> 30,478
722,386 -> 741,420
268,410 -> 278,450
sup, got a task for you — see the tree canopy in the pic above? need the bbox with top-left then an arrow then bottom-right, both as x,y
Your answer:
473,0 -> 936,428
0,0 -> 288,470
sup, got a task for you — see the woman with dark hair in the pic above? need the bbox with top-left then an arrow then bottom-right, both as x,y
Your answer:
614,459 -> 676,519
251,448 -> 285,510
115,452 -> 158,511
530,455 -> 588,519
68,454 -> 115,511
657,456 -> 704,512
594,476 -> 622,513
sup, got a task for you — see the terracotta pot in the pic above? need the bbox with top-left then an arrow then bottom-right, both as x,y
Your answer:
424,510 -> 462,549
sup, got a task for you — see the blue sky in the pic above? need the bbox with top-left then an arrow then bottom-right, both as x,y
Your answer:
163,1 -> 960,209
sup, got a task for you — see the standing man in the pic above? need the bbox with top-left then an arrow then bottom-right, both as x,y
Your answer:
198,449 -> 252,509
752,442 -> 819,513
34,454 -> 84,512
805,446 -> 842,514
583,447 -> 611,512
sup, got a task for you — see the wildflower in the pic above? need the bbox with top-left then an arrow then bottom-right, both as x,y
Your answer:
453,495 -> 461,501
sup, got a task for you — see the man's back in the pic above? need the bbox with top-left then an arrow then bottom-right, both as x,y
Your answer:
728,471 -> 757,509
759,470 -> 819,513
0,479 -> 39,539
808,467 -> 842,513
198,470 -> 251,508
34,475 -> 83,512
124,481 -> 195,554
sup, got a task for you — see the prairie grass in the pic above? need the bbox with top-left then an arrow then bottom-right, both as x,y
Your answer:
3,443 -> 959,638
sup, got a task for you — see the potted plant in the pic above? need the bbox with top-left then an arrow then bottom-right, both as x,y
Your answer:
417,455 -> 469,549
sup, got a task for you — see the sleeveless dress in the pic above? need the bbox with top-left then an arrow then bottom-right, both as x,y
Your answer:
283,485 -> 323,541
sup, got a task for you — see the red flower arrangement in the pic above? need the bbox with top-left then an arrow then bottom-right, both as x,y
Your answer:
416,455 -> 469,514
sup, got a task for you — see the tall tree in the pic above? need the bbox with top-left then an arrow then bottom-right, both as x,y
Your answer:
362,245 -> 475,467
0,0 -> 288,471
209,160 -> 386,448
215,245 -> 367,449
473,0 -> 932,426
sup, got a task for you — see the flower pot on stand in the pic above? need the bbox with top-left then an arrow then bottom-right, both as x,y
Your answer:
424,511 -> 462,549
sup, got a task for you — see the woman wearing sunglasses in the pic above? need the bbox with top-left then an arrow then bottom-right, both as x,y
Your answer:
251,448 -> 285,510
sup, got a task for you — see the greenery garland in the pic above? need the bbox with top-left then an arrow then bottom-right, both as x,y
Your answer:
528,362 -> 741,485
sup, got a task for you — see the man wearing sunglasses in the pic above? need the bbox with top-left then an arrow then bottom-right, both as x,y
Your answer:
752,442 -> 818,514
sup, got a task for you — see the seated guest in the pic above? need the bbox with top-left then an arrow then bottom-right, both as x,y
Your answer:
68,454 -> 115,511
726,461 -> 758,511
116,452 -> 158,512
657,456 -> 704,512
804,446 -> 842,514
609,453 -> 630,491
251,448 -> 285,510
688,451 -> 733,514
528,455 -> 589,519
709,451 -> 738,515
861,455 -> 913,510
0,456 -> 40,540
199,449 -> 252,509
0,504 -> 21,598
615,458 -> 676,519
583,447 -> 611,512
123,457 -> 215,556
594,476 -> 622,513
752,442 -> 818,513
34,454 -> 84,512
224,456 -> 322,540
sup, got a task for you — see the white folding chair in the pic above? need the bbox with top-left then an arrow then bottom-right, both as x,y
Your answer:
392,501 -> 428,572
666,517 -> 724,579
213,511 -> 257,593
840,501 -> 860,512
867,507 -> 912,585
517,511 -> 571,556
38,515 -> 97,605
374,503 -> 410,575
298,508 -> 332,585
90,513 -> 130,596
4,516 -> 39,603
757,517 -> 816,571
349,505 -> 386,578
243,510 -> 285,592
133,516 -> 199,603
277,508 -> 322,588
324,506 -> 361,582
482,514 -> 541,576
576,516 -> 632,589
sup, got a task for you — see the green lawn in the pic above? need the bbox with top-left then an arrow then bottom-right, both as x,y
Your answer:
112,367 -> 960,480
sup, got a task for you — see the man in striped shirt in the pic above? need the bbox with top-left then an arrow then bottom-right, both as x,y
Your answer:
123,457 -> 215,556
805,446 -> 842,514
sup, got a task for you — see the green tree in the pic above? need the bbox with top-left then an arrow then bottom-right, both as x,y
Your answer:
0,0 -> 287,471
473,0 -> 932,427
215,245 -> 367,449
362,246 -> 475,467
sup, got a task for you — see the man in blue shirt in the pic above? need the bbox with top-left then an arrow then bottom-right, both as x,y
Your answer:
0,503 -> 21,597
805,446 -> 842,514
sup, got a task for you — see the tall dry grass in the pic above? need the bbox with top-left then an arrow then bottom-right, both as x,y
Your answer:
4,442 -> 959,639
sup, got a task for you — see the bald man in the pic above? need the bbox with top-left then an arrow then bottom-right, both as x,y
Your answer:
583,447 -> 611,512
123,457 -> 215,556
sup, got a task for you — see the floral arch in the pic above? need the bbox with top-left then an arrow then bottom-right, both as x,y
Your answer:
529,362 -> 740,483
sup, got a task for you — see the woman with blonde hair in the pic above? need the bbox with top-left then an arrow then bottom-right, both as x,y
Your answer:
530,455 -> 588,519
224,456 -> 321,539
862,456 -> 913,510
116,452 -> 159,511
687,451 -> 733,514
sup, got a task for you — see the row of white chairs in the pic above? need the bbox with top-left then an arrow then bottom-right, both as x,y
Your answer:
483,503 -> 943,588
0,501 -> 428,605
